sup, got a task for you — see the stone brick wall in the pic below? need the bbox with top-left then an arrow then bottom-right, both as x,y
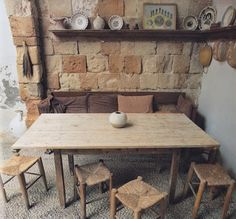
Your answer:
4,0 -> 212,126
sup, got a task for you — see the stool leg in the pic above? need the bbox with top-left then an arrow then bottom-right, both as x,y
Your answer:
134,209 -> 141,219
0,174 -> 7,202
17,173 -> 30,209
182,162 -> 195,198
109,174 -> 113,196
221,181 -> 235,219
79,183 -> 86,219
37,158 -> 48,191
110,188 -> 117,219
160,196 -> 167,219
192,180 -> 206,219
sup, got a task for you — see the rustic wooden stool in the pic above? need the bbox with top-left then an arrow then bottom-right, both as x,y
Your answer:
182,162 -> 235,219
0,155 -> 48,209
75,160 -> 112,219
110,176 -> 168,219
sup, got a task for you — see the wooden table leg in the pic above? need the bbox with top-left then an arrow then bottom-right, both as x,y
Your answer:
168,149 -> 181,203
54,150 -> 66,208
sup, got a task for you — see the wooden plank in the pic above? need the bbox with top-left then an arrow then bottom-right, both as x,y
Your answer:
168,149 -> 181,203
54,150 -> 66,208
12,113 -> 219,150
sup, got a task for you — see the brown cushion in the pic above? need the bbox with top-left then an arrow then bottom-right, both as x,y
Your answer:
53,96 -> 87,113
158,104 -> 178,113
118,95 -> 153,113
176,95 -> 193,118
88,94 -> 118,113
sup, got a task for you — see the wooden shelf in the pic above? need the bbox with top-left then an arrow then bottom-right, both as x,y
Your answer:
49,26 -> 236,41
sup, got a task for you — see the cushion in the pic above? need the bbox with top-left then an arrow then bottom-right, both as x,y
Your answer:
118,95 -> 153,113
176,95 -> 193,118
53,96 -> 87,113
158,104 -> 178,113
88,94 -> 118,113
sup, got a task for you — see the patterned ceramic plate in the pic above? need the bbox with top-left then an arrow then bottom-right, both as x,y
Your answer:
221,6 -> 236,27
199,6 -> 217,30
71,13 -> 88,30
108,15 -> 123,30
183,16 -> 198,30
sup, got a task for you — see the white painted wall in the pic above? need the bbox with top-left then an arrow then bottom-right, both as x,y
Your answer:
198,0 -> 236,177
0,0 -> 26,133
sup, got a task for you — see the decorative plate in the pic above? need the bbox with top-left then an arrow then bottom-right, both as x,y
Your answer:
199,45 -> 213,67
199,6 -> 217,30
221,6 -> 236,27
213,41 -> 229,62
227,41 -> 236,68
183,16 -> 198,31
71,13 -> 88,30
108,15 -> 123,30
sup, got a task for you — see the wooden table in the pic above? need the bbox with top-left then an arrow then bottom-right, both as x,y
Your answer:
12,113 -> 219,208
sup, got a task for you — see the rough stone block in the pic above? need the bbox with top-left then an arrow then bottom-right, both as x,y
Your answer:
27,83 -> 42,97
87,55 -> 108,73
134,41 -> 156,55
142,55 -> 157,73
79,73 -> 98,90
158,74 -> 187,89
19,83 -> 28,101
17,46 -> 41,65
25,99 -> 40,116
43,38 -> 54,55
119,73 -> 140,89
98,0 -> 124,17
121,41 -> 135,55
189,43 -> 204,74
173,55 -> 190,74
101,42 -> 120,55
63,55 -> 87,73
47,73 -> 60,89
47,0 -> 72,17
17,65 -> 42,83
98,73 -> 120,90
78,41 -> 101,55
156,55 -> 173,73
4,0 -> 32,16
156,42 -> 183,55
183,42 -> 193,56
45,55 -> 62,73
13,37 -> 39,46
186,74 -> 202,89
109,55 -> 124,73
124,56 -> 141,74
124,0 -> 138,17
60,73 -> 81,90
9,16 -> 37,37
72,0 -> 98,17
54,41 -> 77,55
140,73 -> 158,90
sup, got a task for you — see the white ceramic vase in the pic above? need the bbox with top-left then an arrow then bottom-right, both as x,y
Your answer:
109,111 -> 127,128
93,14 -> 105,30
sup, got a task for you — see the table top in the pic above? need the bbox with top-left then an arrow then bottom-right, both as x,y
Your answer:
12,113 -> 219,150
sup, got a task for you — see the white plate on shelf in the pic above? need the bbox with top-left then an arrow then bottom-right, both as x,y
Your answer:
199,6 -> 217,30
108,15 -> 123,30
183,16 -> 198,30
221,6 -> 236,27
71,13 -> 88,30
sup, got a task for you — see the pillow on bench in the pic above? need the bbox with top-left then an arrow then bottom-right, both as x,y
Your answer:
118,95 -> 153,113
88,94 -> 118,113
176,95 -> 193,118
53,96 -> 87,113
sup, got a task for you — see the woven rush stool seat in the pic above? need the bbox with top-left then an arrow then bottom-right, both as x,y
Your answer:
110,176 -> 168,219
75,160 -> 112,219
0,155 -> 48,209
182,162 -> 236,219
